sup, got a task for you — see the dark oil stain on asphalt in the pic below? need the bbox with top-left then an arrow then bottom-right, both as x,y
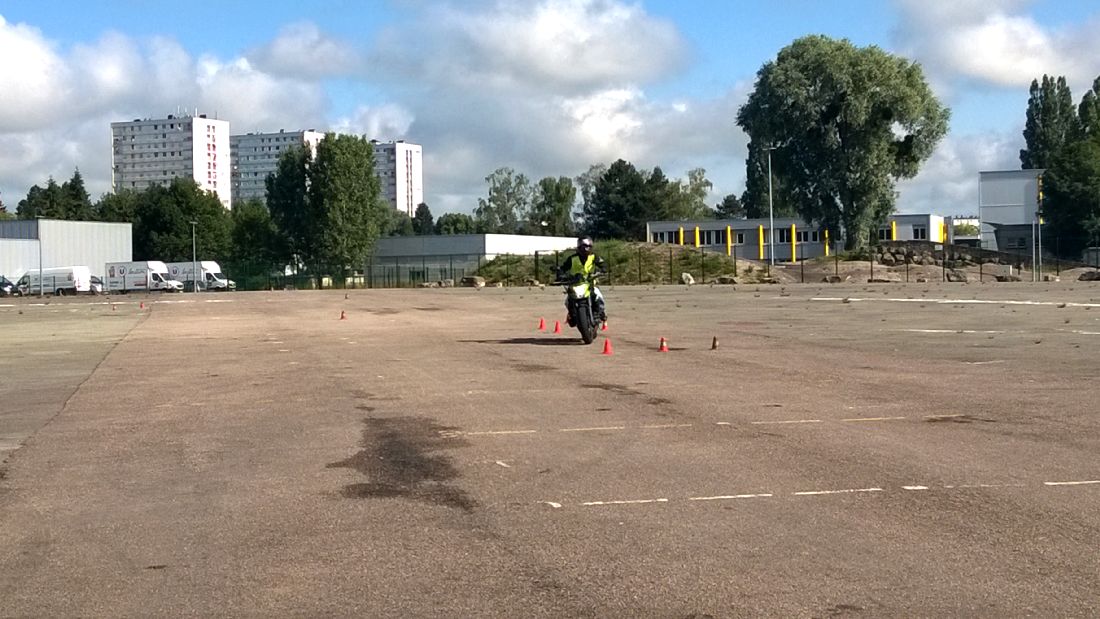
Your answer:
924,414 -> 995,424
327,417 -> 477,512
582,381 -> 671,408
512,362 -> 555,373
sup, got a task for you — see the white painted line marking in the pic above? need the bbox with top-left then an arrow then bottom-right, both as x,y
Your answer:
957,483 -> 1025,489
560,426 -> 627,432
1044,480 -> 1100,486
840,416 -> 907,422
715,422 -> 732,426
1066,330 -> 1100,335
751,419 -> 823,425
792,488 -> 883,496
463,430 -> 538,436
902,485 -> 929,491
278,349 -> 290,352
640,423 -> 694,429
494,460 -> 511,468
924,414 -> 965,420
268,341 -> 284,344
812,297 -> 1100,308
581,498 -> 669,506
901,329 -> 1005,334
688,493 -> 773,501
543,501 -> 562,509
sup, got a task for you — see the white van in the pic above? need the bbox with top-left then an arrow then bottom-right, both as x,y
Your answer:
105,261 -> 184,293
165,261 -> 235,291
16,266 -> 93,296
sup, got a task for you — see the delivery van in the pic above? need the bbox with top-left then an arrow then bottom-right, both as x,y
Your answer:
16,266 -> 93,296
165,261 -> 235,291
105,261 -> 184,293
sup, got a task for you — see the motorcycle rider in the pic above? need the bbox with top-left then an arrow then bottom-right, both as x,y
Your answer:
556,236 -> 607,325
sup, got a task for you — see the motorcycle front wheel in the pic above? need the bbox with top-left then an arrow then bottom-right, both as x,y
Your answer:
575,298 -> 598,345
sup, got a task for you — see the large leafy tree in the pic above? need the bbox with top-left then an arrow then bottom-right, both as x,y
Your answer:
308,133 -> 386,272
435,212 -> 476,235
231,198 -> 282,265
737,35 -> 949,248
61,170 -> 95,221
132,178 -> 232,261
1020,75 -> 1079,169
663,167 -> 714,220
95,189 -> 141,223
741,142 -> 796,219
1078,77 -> 1100,139
475,167 -> 530,233
412,202 -> 434,235
527,176 -> 576,236
265,145 -> 312,263
584,159 -> 649,240
16,178 -> 64,219
574,163 -> 608,234
1043,133 -> 1100,257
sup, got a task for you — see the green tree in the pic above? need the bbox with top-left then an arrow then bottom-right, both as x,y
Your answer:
665,167 -> 714,220
383,209 -> 416,237
1078,76 -> 1100,139
95,189 -> 141,223
61,170 -> 95,221
475,167 -> 530,233
1020,75 -> 1080,169
231,198 -> 282,265
584,159 -> 649,240
308,134 -> 386,274
737,35 -> 949,248
434,212 -> 476,235
741,142 -> 796,219
265,145 -> 312,262
574,163 -> 608,233
412,202 -> 434,235
715,193 -> 745,219
1043,134 -> 1100,257
527,176 -> 576,236
17,178 -> 64,219
133,178 -> 232,261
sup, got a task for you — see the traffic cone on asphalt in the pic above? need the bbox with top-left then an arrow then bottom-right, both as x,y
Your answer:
553,320 -> 562,334
711,336 -> 719,350
601,322 -> 608,331
340,310 -> 347,320
602,339 -> 614,355
140,302 -> 144,309
538,317 -> 546,331
658,337 -> 669,352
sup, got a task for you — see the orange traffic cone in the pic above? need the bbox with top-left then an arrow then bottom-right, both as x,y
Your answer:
340,310 -> 347,320
658,337 -> 669,352
711,336 -> 719,350
537,317 -> 546,331
112,305 -> 116,311
553,320 -> 562,334
602,339 -> 614,355
140,302 -> 144,309
600,322 -> 608,331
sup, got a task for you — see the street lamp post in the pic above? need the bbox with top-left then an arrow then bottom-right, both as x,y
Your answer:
190,221 -> 198,294
765,146 -> 776,266
36,215 -> 43,297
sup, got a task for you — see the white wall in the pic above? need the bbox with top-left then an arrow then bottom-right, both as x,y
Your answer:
0,220 -> 132,279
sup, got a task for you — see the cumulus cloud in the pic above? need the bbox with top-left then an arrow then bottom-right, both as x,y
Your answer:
247,22 -> 360,79
331,104 -> 415,140
893,0 -> 1100,92
896,131 -> 1022,215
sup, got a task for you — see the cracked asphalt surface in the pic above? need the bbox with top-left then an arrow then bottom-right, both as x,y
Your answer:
1,283 -> 1099,617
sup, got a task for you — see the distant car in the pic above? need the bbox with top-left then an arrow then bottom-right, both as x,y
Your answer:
90,275 -> 104,295
0,275 -> 14,297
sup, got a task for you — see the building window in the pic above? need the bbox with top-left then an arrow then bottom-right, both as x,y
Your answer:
775,228 -> 792,243
878,228 -> 891,241
913,226 -> 928,240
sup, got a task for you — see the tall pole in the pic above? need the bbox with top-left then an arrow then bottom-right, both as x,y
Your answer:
191,221 -> 198,294
766,146 -> 775,266
36,216 -> 43,297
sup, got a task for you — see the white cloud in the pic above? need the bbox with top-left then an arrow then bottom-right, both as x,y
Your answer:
331,104 -> 415,139
893,0 -> 1100,92
247,22 -> 360,79
896,131 -> 1022,216
195,56 -> 327,134
0,15 -> 71,131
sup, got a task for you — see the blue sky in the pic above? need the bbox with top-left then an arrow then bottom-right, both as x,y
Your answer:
2,0 -> 1100,217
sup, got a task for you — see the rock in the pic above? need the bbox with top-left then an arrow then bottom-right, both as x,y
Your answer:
822,275 -> 844,283
523,277 -> 540,286
419,281 -> 437,288
681,272 -> 696,285
920,256 -> 936,266
715,275 -> 738,285
946,269 -> 968,283
995,274 -> 1023,282
916,277 -> 929,283
880,254 -> 897,266
440,279 -> 454,288
868,273 -> 902,283
460,276 -> 486,288
1043,275 -> 1060,282
1078,271 -> 1100,281
760,277 -> 780,284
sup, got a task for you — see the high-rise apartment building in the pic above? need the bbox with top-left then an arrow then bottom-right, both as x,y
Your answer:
371,140 -> 423,216
230,130 -> 325,204
110,113 -> 231,209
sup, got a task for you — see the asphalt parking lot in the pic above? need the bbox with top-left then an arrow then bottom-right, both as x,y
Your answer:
1,283 -> 1099,617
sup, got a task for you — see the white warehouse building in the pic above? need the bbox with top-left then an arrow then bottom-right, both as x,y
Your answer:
0,219 -> 132,282
372,140 -> 423,216
231,129 -> 325,203
111,113 -> 232,209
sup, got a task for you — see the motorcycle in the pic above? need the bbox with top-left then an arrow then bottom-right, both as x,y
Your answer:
555,272 -> 602,345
